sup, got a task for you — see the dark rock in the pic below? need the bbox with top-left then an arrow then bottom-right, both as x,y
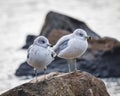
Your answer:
15,62 -> 44,76
22,35 -> 37,49
1,71 -> 110,96
22,11 -> 100,49
16,37 -> 120,78
15,62 -> 34,76
40,11 -> 100,39
16,11 -> 120,78
78,45 -> 120,78
15,57 -> 75,77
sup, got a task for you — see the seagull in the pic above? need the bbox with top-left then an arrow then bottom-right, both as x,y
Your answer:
27,36 -> 56,82
52,29 -> 91,72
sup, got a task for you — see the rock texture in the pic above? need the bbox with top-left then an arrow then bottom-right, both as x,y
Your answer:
77,45 -> 120,77
40,11 -> 100,39
16,37 -> 120,78
22,35 -> 37,49
47,29 -> 70,45
1,71 -> 110,96
17,11 -> 120,78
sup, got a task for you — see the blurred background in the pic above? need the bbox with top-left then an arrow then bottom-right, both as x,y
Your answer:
0,0 -> 120,96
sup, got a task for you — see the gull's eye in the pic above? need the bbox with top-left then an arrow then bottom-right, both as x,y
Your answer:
41,40 -> 45,43
38,39 -> 45,44
79,33 -> 83,36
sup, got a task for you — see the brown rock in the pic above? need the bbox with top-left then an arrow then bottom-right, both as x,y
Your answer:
2,71 -> 110,96
88,37 -> 120,51
48,29 -> 70,45
81,37 -> 120,60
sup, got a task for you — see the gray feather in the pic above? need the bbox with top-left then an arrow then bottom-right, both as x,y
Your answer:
55,39 -> 69,54
27,45 -> 32,59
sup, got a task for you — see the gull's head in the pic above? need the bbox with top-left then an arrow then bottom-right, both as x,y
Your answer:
73,29 -> 91,40
33,36 -> 51,48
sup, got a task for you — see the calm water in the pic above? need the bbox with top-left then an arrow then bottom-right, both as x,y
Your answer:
0,0 -> 120,95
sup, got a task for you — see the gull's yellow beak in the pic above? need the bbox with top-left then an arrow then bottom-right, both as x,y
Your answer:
47,43 -> 52,47
85,36 -> 92,40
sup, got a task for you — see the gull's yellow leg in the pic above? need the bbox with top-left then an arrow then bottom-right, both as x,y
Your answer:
74,59 -> 77,71
67,60 -> 71,73
34,68 -> 38,83
44,67 -> 47,80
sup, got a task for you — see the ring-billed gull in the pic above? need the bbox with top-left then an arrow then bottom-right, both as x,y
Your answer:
27,36 -> 56,82
53,29 -> 91,72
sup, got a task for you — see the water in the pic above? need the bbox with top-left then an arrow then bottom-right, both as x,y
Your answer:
0,0 -> 120,95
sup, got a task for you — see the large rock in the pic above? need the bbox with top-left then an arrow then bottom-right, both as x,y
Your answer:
15,57 -> 74,77
22,35 -> 37,49
17,11 -> 120,78
78,45 -> 120,77
22,11 -> 100,49
77,37 -> 120,77
16,36 -> 120,78
1,71 -> 110,96
40,11 -> 100,39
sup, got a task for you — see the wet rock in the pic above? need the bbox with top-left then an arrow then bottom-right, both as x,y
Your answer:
1,71 -> 110,96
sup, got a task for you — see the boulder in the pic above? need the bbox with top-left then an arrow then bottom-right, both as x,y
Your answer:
22,35 -> 37,49
22,11 -> 100,49
76,37 -> 120,77
17,11 -> 120,78
15,57 -> 74,76
16,36 -> 120,78
1,71 -> 110,96
40,11 -> 100,39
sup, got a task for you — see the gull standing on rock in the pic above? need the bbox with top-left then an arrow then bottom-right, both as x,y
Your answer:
52,29 -> 91,72
27,36 -> 56,82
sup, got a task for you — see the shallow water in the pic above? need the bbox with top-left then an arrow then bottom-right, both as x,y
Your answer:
0,0 -> 120,95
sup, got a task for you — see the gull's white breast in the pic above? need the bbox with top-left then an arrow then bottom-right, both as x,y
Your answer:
58,38 -> 88,59
27,45 -> 54,70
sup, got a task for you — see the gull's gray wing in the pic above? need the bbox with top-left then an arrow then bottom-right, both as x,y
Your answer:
54,39 -> 69,55
27,45 -> 33,59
